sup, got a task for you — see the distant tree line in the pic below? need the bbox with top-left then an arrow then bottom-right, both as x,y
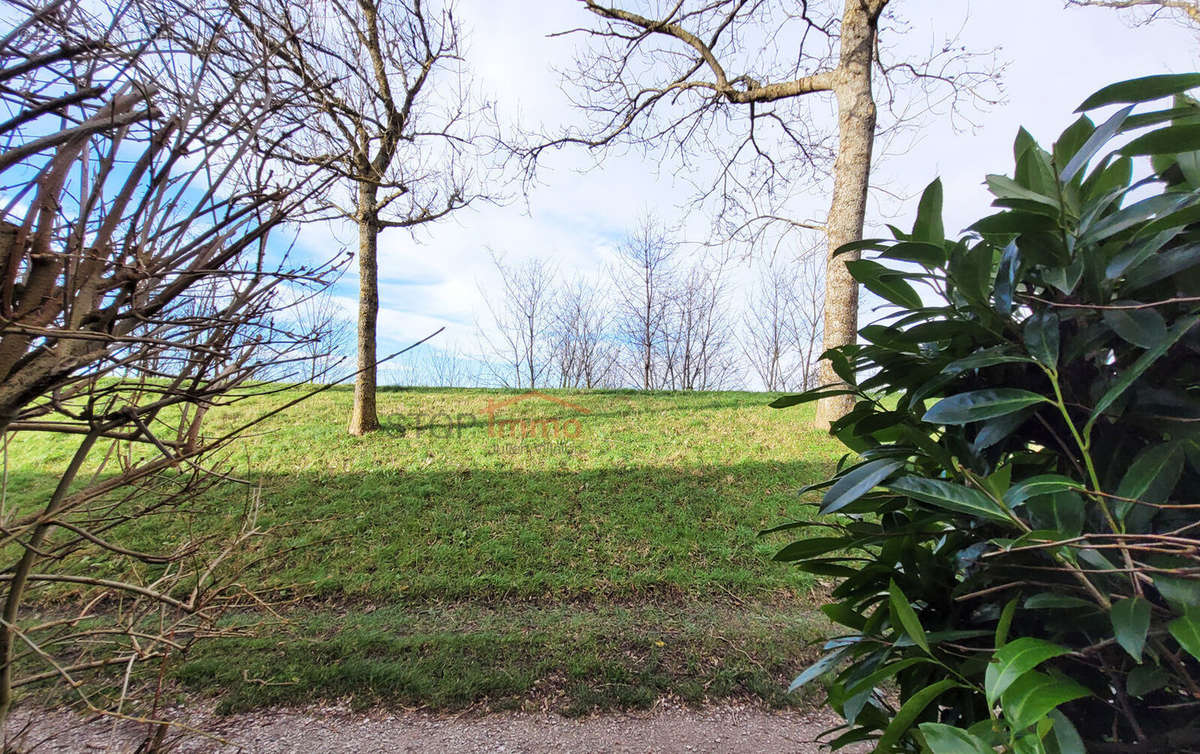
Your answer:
466,215 -> 824,393
284,212 -> 825,394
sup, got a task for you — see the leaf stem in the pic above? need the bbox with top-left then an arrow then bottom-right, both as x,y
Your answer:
1043,365 -> 1140,598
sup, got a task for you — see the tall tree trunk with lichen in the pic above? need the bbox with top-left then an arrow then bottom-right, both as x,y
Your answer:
813,0 -> 884,430
349,180 -> 381,436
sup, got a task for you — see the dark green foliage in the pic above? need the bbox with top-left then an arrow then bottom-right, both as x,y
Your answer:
771,75 -> 1200,752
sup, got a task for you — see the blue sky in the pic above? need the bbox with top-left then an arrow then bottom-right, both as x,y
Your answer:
297,0 -> 1200,379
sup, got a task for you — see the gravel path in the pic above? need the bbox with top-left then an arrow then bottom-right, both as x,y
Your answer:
7,703 -> 862,753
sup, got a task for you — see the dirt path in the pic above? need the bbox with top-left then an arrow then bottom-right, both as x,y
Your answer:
8,703 -> 862,753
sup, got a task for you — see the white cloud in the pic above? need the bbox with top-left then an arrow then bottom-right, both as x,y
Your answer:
290,0 -> 1200,385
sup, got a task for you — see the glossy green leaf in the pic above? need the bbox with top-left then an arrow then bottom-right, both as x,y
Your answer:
1090,313 -> 1200,425
1122,124 -> 1200,156
757,520 -> 808,536
863,274 -> 924,310
845,657 -> 930,699
880,241 -> 946,267
913,178 -> 945,243
993,241 -> 1019,315
835,238 -> 894,253
1104,306 -> 1168,349
949,241 -> 995,302
1179,148 -> 1200,187
923,389 -> 1048,425
1048,710 -> 1087,754
1123,244 -> 1200,291
1107,228 -> 1181,283
1061,106 -> 1132,183
1025,491 -> 1085,538
773,537 -> 849,562
1003,475 -> 1083,507
1017,142 -> 1058,197
768,386 -> 857,409
845,258 -> 889,282
828,348 -> 857,385
987,174 -> 1060,209
1014,126 -> 1039,161
970,211 -> 1058,236
788,651 -> 845,693
1083,155 -> 1132,203
1001,671 -> 1090,731
972,409 -> 1035,452
875,679 -> 958,752
900,320 -> 982,343
1126,664 -> 1171,697
846,260 -> 925,309
942,348 -> 1034,374
983,463 -> 1013,498
794,559 -> 858,578
1041,253 -> 1089,294
996,599 -> 1018,648
1114,443 -> 1183,519
822,459 -> 905,514
1024,593 -> 1097,610
1078,73 -> 1200,111
888,476 -> 1012,524
1023,311 -> 1060,369
821,602 -> 866,631
1054,115 -> 1096,180
1121,105 -> 1200,131
889,580 -> 929,654
1110,597 -> 1151,662
985,637 -> 1073,706
1168,608 -> 1200,662
919,723 -> 993,754
1157,574 -> 1200,610
1084,192 -> 1192,242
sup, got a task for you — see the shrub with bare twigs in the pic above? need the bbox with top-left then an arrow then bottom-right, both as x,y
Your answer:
0,0 -> 347,745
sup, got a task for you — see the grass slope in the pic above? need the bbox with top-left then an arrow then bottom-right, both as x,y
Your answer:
8,387 -> 843,713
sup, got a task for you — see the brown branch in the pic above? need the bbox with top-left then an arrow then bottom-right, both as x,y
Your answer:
1021,293 -> 1200,310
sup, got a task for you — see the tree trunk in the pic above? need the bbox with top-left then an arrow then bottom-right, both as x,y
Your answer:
348,182 -> 381,436
813,0 -> 883,430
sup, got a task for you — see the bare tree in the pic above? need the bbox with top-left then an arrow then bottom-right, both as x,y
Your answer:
291,287 -> 354,383
552,276 -> 617,388
787,247 -> 827,391
424,342 -> 477,387
610,215 -> 676,390
479,253 -> 558,389
1066,0 -> 1200,26
212,0 -> 499,435
535,0 -> 998,426
743,239 -> 825,392
0,0 -> 343,734
664,257 -> 737,390
384,341 -> 474,386
744,262 -> 797,392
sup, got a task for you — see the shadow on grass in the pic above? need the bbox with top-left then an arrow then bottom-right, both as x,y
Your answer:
174,600 -> 830,715
7,455 -> 835,715
257,460 -> 824,600
5,458 -> 832,602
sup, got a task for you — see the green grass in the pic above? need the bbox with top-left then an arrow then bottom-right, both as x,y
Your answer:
6,387 -> 844,713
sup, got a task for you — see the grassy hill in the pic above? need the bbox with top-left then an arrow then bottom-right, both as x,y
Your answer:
7,387 -> 844,713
